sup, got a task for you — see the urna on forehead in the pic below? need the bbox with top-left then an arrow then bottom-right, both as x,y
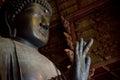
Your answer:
7,0 -> 52,18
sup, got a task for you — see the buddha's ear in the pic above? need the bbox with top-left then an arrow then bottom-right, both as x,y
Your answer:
10,28 -> 17,38
5,11 -> 17,38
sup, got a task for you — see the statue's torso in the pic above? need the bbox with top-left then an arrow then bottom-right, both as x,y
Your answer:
0,37 -> 60,80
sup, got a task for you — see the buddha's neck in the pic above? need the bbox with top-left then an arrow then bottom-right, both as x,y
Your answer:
14,37 -> 37,48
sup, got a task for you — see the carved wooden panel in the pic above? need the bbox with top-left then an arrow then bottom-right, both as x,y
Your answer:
74,1 -> 120,68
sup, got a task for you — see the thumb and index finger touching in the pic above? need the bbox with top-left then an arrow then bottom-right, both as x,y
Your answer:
75,38 -> 94,57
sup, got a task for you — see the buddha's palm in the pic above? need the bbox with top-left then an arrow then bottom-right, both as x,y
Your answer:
67,38 -> 93,80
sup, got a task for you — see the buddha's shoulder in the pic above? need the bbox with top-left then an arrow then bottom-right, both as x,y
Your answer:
0,37 -> 13,44
0,37 -> 35,52
0,37 -> 47,60
0,37 -> 15,52
0,37 -> 39,58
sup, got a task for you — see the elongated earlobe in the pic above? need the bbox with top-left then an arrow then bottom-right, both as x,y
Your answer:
5,11 -> 17,38
12,28 -> 17,38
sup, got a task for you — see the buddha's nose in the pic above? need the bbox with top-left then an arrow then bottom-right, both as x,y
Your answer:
41,15 -> 49,26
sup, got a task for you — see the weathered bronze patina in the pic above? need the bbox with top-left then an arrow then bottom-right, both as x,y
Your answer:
0,0 -> 93,80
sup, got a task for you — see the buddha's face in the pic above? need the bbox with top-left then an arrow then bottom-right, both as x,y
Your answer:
14,3 -> 51,47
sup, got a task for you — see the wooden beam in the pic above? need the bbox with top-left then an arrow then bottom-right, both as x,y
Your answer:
66,0 -> 110,21
102,66 -> 120,79
91,57 -> 120,69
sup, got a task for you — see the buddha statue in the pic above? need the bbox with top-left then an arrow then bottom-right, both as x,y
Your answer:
0,0 -> 93,80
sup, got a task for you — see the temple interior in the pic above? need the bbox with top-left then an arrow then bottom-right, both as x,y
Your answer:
0,0 -> 120,80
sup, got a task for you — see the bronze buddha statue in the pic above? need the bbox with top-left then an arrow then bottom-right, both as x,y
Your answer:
0,0 -> 93,80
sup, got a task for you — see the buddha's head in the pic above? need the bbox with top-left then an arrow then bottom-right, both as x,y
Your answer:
0,0 -> 52,48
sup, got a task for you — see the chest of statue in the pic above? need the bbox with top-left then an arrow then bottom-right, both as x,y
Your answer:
0,37 -> 60,80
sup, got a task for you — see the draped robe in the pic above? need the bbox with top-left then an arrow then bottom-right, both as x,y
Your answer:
0,37 -> 66,80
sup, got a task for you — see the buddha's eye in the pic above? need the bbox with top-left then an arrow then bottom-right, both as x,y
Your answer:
44,9 -> 48,13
